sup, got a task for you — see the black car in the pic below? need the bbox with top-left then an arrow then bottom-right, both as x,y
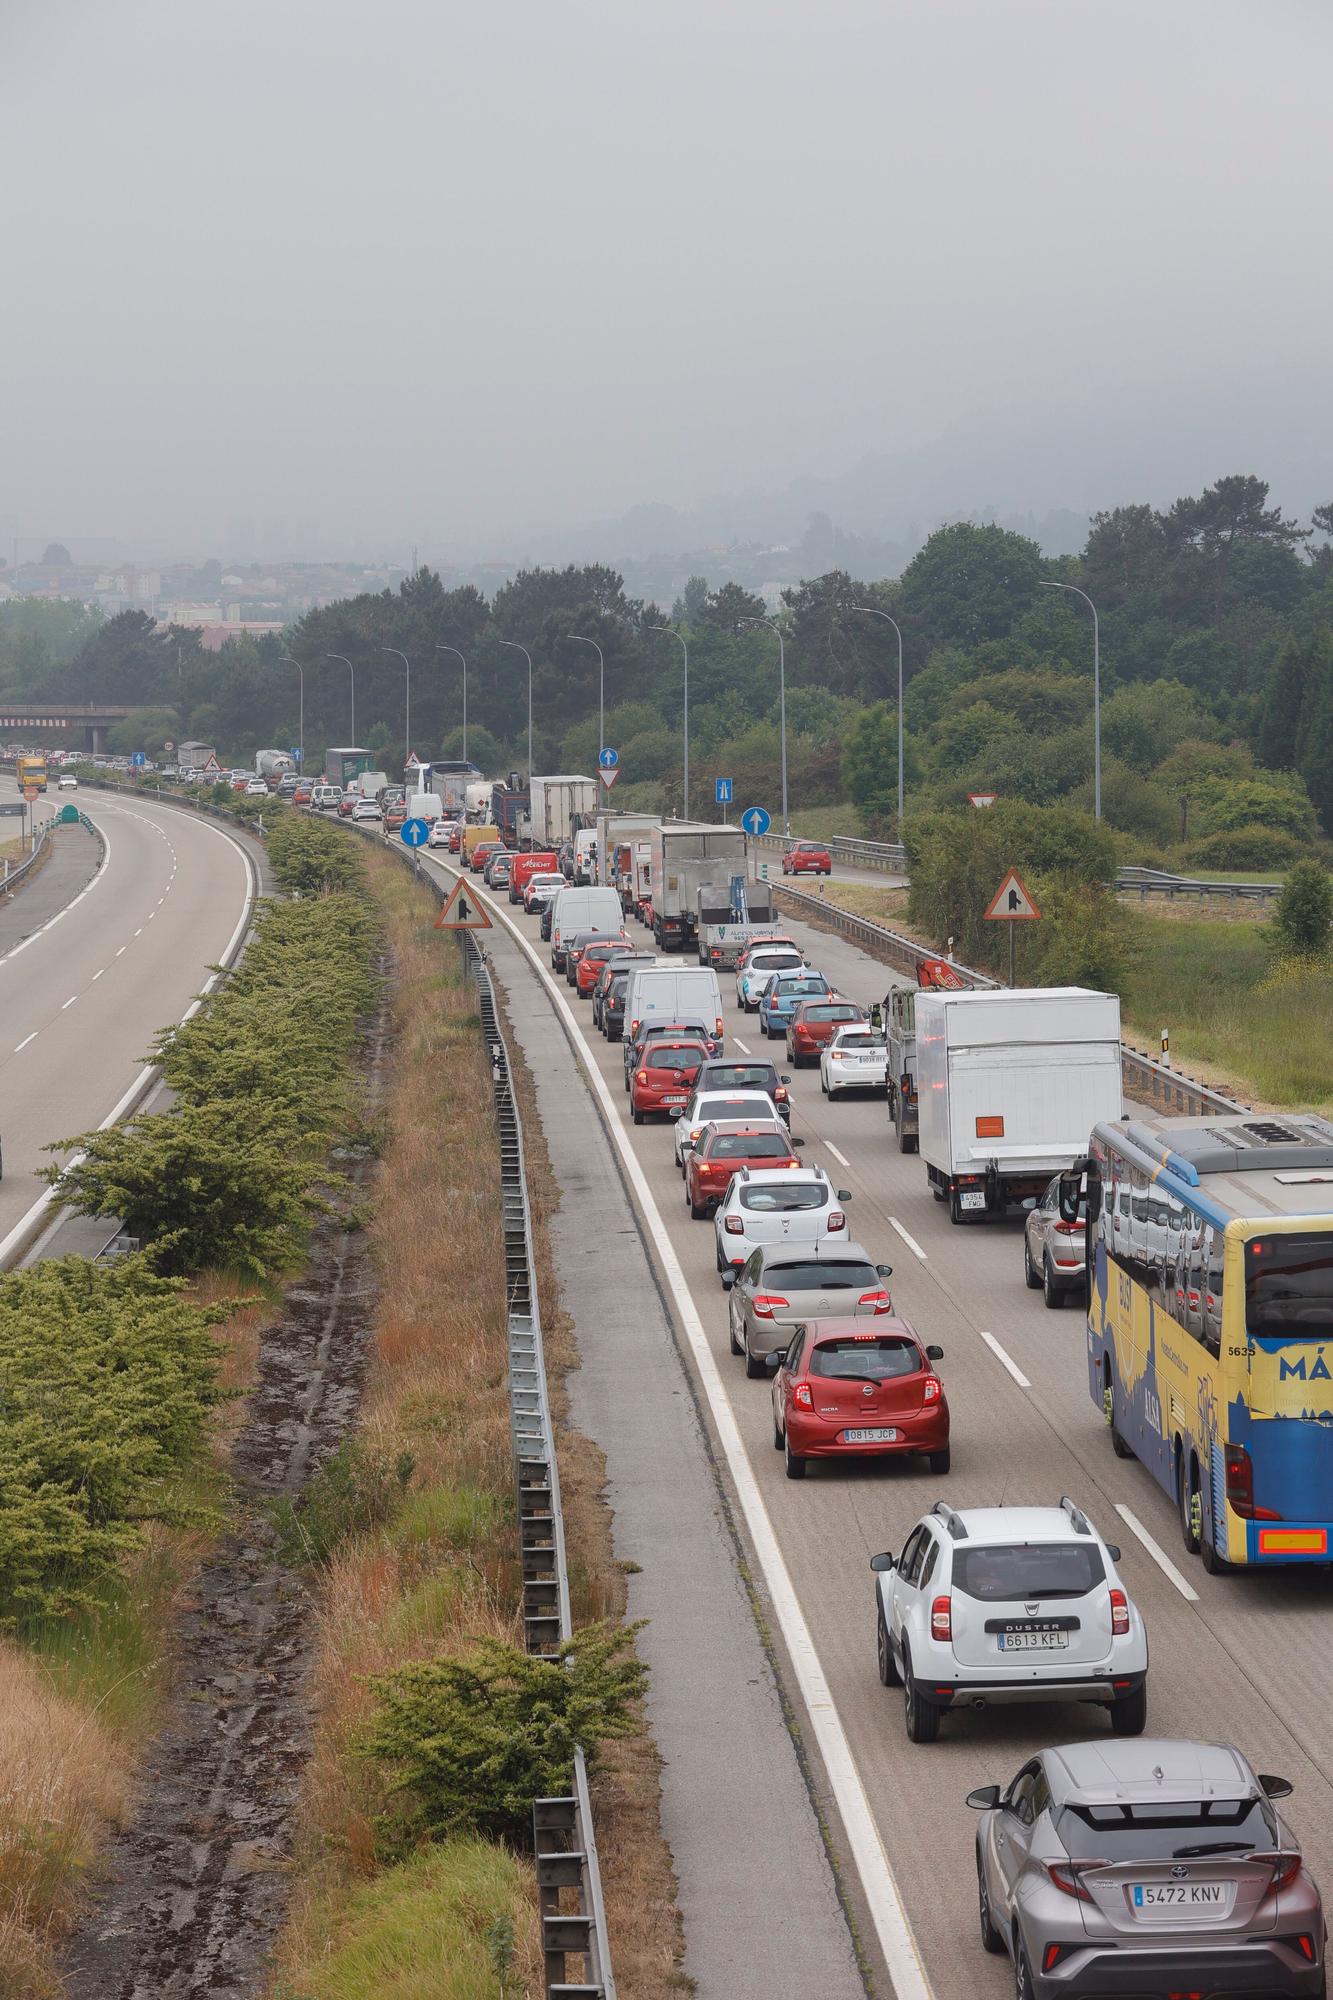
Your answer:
622,1016 -> 721,1087
692,1056 -> 793,1127
594,950 -> 656,1031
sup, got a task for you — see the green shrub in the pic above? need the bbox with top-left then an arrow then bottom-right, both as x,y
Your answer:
267,813 -> 366,895
1272,858 -> 1333,961
1182,826 -> 1309,871
269,1438 -> 415,1566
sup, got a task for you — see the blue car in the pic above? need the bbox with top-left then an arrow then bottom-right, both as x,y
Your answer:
759,971 -> 833,1038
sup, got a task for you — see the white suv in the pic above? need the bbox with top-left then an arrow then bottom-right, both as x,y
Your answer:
871,1499 -> 1148,1745
713,1164 -> 852,1275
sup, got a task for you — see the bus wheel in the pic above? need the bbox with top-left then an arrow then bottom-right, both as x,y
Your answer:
1200,1510 -> 1230,1575
1104,1365 -> 1133,1458
1178,1453 -> 1202,1557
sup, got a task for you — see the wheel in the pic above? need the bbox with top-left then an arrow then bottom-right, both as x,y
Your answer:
903,1651 -> 940,1744
773,1409 -> 783,1450
1042,1256 -> 1063,1309
977,1853 -> 1004,1954
926,1447 -> 951,1475
632,1105 -> 644,1126
729,1312 -> 743,1356
1104,1366 -> 1133,1458
743,1329 -> 765,1380
689,1194 -> 708,1220
1014,1937 -> 1034,2000
820,1072 -> 828,1095
784,1431 -> 806,1479
1023,1234 -> 1041,1290
1200,1514 -> 1230,1574
1109,1681 -> 1148,1735
899,1128 -> 918,1155
876,1606 -> 901,1686
1179,1453 -> 1201,1556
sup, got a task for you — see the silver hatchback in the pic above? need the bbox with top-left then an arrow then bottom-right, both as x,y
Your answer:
1023,1173 -> 1088,1309
968,1738 -> 1325,1998
723,1240 -> 893,1378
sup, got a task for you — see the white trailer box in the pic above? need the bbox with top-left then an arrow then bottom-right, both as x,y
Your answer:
529,775 -> 598,851
915,987 -> 1122,1222
593,810 -> 661,886
648,822 -> 748,951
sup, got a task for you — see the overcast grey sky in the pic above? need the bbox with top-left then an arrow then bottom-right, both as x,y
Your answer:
3,0 -> 1330,558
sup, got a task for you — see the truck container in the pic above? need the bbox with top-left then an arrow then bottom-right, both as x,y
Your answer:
529,775 -> 597,851
612,839 -> 653,916
915,987 -> 1123,1222
491,780 -> 530,843
695,881 -> 780,969
426,761 -> 483,816
648,822 -> 748,951
324,747 -> 373,788
255,749 -> 296,785
464,779 -> 493,819
882,960 -> 968,1153
463,823 -> 500,860
15,752 -> 47,794
592,810 -> 660,887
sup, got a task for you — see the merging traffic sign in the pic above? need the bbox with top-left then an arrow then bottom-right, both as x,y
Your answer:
984,869 -> 1041,921
434,876 -> 493,931
400,816 -> 430,848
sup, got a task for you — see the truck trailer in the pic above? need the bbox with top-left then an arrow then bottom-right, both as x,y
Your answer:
255,749 -> 296,785
592,810 -> 660,887
647,822 -> 748,951
529,775 -> 597,852
695,882 -> 780,969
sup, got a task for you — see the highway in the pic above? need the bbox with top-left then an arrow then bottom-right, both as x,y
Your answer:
420,842 -> 1333,1999
0,778 -> 255,1253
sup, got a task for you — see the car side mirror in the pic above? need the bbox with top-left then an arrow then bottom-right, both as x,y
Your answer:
1058,1162 -> 1089,1225
1020,1197 -> 1038,1211
926,1344 -> 944,1361
720,1269 -> 738,1290
869,1551 -> 896,1573
966,1785 -> 1001,1812
1259,1774 -> 1294,1800
1105,1545 -> 1121,1562
763,1351 -> 783,1374
837,1190 -> 852,1202
679,1135 -> 694,1151
780,1074 -> 792,1083
876,1265 -> 893,1280
792,1137 -> 806,1149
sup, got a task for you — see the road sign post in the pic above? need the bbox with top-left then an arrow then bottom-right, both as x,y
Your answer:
983,868 -> 1041,987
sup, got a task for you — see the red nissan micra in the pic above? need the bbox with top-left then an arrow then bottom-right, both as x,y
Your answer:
768,1319 -> 949,1479
629,1040 -> 709,1126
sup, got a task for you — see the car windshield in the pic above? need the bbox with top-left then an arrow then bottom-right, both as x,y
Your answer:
1057,1796 -> 1277,1863
765,1260 -> 877,1291
1245,1232 -> 1333,1335
741,1184 -> 828,1212
803,1005 -> 860,1022
809,1336 -> 920,1379
774,978 -> 828,998
700,1066 -> 776,1091
708,1132 -> 790,1159
646,1048 -> 703,1073
951,1544 -> 1106,1602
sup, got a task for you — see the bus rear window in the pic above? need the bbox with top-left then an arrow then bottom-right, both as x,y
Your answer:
1246,1233 -> 1333,1336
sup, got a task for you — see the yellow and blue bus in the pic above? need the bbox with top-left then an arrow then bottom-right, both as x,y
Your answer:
1068,1114 -> 1333,1571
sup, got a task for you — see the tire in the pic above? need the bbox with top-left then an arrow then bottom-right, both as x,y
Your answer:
1014,1937 -> 1034,2000
1109,1682 -> 1148,1736
1042,1256 -> 1064,1309
1179,1452 -> 1202,1556
689,1195 -> 708,1220
1200,1515 -> 1229,1574
926,1447 -> 951,1475
820,1072 -> 828,1095
729,1312 -> 743,1356
900,1129 -> 918,1155
1023,1234 -> 1041,1290
977,1854 -> 1004,1954
773,1409 -> 783,1450
743,1329 -> 765,1380
877,1606 -> 901,1687
784,1431 -> 806,1479
632,1105 -> 644,1126
903,1652 -> 940,1744
1104,1365 -> 1133,1459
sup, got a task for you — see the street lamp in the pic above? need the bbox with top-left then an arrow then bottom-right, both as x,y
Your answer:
325,654 -> 356,744
850,605 -> 905,832
381,647 -> 411,778
436,644 -> 467,763
497,639 -> 533,788
569,635 -> 605,765
650,623 -> 689,819
739,615 -> 788,835
1039,581 -> 1101,819
279,654 -> 304,773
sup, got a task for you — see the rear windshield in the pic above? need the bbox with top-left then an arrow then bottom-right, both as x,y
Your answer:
699,1065 -> 777,1091
647,1048 -> 704,1073
774,977 -> 829,997
698,1097 -> 770,1122
834,1033 -> 883,1051
798,843 -> 824,853
1245,1232 -> 1333,1336
810,1337 -> 920,1379
751,953 -> 802,972
803,1004 -> 860,1022
709,1132 -> 790,1159
741,1184 -> 828,1212
951,1544 -> 1106,1602
765,1260 -> 877,1291
1057,1796 -> 1276,1864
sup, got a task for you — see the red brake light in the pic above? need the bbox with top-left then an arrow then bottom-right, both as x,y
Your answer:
1046,1862 -> 1097,1902
930,1595 -> 951,1641
752,1294 -> 789,1319
858,1289 -> 891,1315
1269,1853 -> 1303,1894
923,1375 -> 941,1403
1224,1442 -> 1279,1520
724,1216 -> 744,1234
1109,1587 -> 1129,1637
828,1210 -> 845,1231
697,1163 -> 713,1174
774,1085 -> 788,1101
715,1016 -> 724,1036
793,1382 -> 814,1411
636,1069 -> 648,1083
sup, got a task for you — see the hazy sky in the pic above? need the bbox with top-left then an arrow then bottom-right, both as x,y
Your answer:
3,0 -> 1331,558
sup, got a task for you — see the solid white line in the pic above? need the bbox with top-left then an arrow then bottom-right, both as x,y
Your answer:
1115,1503 -> 1201,1603
827,1141 -> 851,1169
889,1215 -> 928,1261
13,1032 -> 36,1053
733,1036 -> 752,1054
978,1328 -> 1030,1389
428,854 -> 934,2000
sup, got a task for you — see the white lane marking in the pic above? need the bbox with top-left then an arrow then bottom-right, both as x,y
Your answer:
733,1036 -> 752,1054
0,807 -> 113,968
1115,1503 -> 1201,1603
978,1328 -> 1030,1389
115,945 -> 126,957
92,968 -> 104,981
148,910 -> 156,920
427,854 -> 934,2000
61,995 -> 77,1009
134,927 -> 143,937
889,1216 -> 928,1261
827,1141 -> 851,1169
13,1032 -> 36,1053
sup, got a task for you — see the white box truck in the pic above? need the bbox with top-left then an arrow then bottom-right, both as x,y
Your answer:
623,963 -> 725,1044
593,810 -> 660,887
915,987 -> 1122,1223
648,822 -> 748,951
530,775 -> 598,852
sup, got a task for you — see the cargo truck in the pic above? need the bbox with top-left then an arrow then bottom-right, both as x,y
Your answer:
325,747 -> 373,788
647,822 -> 748,951
695,882 -> 780,969
426,761 -> 483,817
255,749 -> 296,785
529,775 -> 597,852
491,779 -> 530,844
15,752 -> 47,794
915,987 -> 1123,1223
883,959 -> 970,1154
592,810 -> 660,887
612,839 -> 653,916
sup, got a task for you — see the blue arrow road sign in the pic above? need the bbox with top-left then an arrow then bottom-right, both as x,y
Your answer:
741,806 -> 771,836
598,746 -> 619,769
715,776 -> 733,805
400,817 -> 431,848
290,747 -> 301,762
130,751 -> 146,768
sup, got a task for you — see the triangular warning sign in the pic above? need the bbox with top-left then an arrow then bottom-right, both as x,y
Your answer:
598,765 -> 620,789
984,868 -> 1041,921
434,875 -> 493,931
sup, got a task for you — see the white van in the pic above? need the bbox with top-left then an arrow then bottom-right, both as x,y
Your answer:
549,885 -> 625,971
574,827 -> 599,884
623,963 -> 724,1043
404,790 -> 445,823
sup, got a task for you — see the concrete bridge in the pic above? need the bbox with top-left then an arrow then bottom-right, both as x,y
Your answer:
0,702 -> 134,753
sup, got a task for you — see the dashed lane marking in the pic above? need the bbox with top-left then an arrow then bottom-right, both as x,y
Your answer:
1115,1503 -> 1201,1604
61,995 -> 77,1010
733,1036 -> 752,1054
13,1032 -> 36,1053
827,1142 -> 851,1169
888,1216 -> 928,1261
978,1328 -> 1030,1389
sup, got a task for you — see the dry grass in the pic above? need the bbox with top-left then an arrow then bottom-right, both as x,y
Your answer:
779,877 -> 914,930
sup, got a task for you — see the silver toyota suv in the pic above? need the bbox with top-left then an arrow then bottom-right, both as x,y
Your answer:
968,1738 -> 1325,1998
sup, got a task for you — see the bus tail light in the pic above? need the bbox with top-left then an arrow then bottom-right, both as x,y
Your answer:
1224,1443 -> 1281,1522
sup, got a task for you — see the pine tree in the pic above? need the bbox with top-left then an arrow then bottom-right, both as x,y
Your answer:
1296,631 -> 1333,834
1258,633 -> 1310,770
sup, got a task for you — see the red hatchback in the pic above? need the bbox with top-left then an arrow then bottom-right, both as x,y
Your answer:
787,998 -> 865,1066
576,939 -> 631,997
684,1119 -> 799,1219
783,841 -> 832,876
469,841 -> 504,872
630,1040 -> 709,1126
768,1320 -> 949,1479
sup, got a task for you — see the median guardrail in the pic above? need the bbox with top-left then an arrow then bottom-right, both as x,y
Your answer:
1115,865 -> 1281,902
0,814 -> 52,895
774,879 -> 1249,1119
748,830 -> 906,872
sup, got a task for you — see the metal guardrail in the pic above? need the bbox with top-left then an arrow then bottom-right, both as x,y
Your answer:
1,813 -> 52,895
774,880 -> 1250,1119
1115,865 -> 1281,903
748,829 -> 906,872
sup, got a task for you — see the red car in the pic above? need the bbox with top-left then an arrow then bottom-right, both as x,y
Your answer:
469,841 -> 504,872
293,781 -> 313,804
786,998 -> 865,1067
684,1119 -> 799,1219
768,1319 -> 949,1479
337,793 -> 357,817
576,939 -> 632,997
630,1040 -> 709,1126
783,841 -> 832,876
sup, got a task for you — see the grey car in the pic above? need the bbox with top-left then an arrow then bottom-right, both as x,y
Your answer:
1023,1173 -> 1089,1309
968,1738 -> 1325,1999
723,1240 -> 893,1378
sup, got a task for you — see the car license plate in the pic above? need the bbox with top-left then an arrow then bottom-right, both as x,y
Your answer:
1132,1883 -> 1224,1910
959,1191 -> 986,1210
996,1629 -> 1068,1651
662,1094 -> 687,1105
841,1427 -> 899,1443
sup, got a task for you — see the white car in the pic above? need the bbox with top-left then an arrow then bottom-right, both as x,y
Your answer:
244,778 -> 269,796
871,1499 -> 1149,1744
673,1088 -> 781,1170
820,1025 -> 888,1097
427,819 -> 456,848
735,944 -> 806,1012
57,774 -> 79,791
351,799 -> 382,822
713,1164 -> 852,1275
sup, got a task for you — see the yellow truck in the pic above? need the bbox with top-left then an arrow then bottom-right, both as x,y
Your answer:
16,753 -> 47,794
463,823 -> 500,860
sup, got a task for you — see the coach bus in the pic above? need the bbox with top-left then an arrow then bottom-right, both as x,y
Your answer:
1060,1112 -> 1333,1571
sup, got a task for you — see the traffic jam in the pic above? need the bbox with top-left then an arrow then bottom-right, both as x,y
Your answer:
333,774 -> 1332,2000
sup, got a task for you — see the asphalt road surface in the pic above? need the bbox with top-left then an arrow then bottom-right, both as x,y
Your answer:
421,843 -> 1333,2000
0,779 -> 255,1250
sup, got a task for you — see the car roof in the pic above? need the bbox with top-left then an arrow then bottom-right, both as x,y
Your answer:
804,1314 -> 918,1342
757,1239 -> 874,1267
739,1164 -> 829,1184
1043,1739 -> 1256,1808
703,1119 -> 787,1134
935,1505 -> 1103,1546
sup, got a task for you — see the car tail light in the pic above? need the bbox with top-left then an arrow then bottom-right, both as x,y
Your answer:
1109,1587 -> 1130,1636
930,1595 -> 951,1641
1054,1220 -> 1082,1236
793,1382 -> 814,1410
697,1163 -> 713,1175
724,1216 -> 744,1235
1269,1854 -> 1303,1894
923,1375 -> 941,1403
631,1019 -> 640,1034
715,1016 -> 724,1037
636,1069 -> 648,1083
1224,1442 -> 1280,1520
1046,1862 -> 1098,1902
858,1288 -> 891,1315
774,1085 -> 788,1101
752,1294 -> 789,1319
828,1210 -> 845,1231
